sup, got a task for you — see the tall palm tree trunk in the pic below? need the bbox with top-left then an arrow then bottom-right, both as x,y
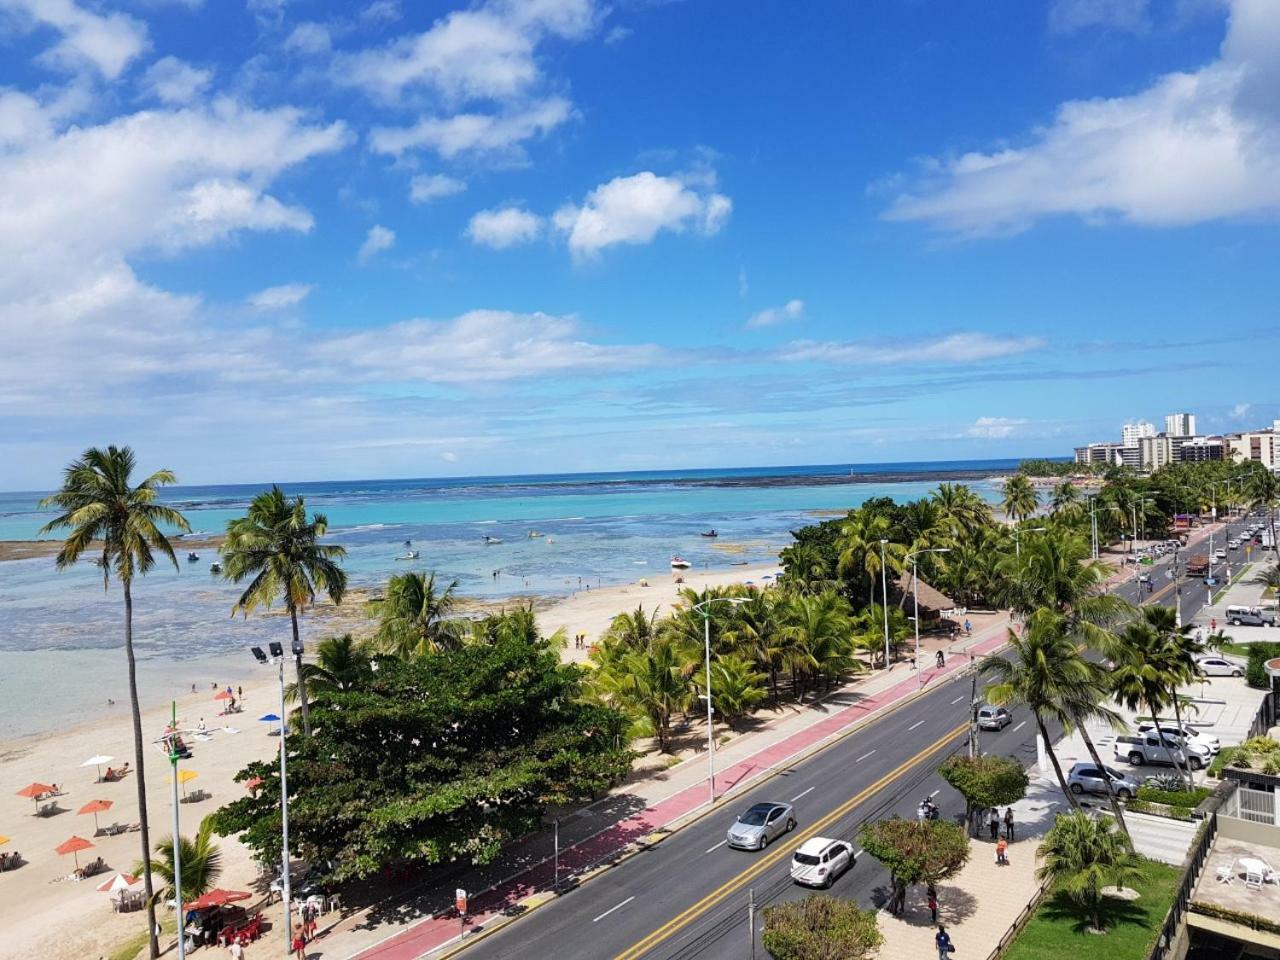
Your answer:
125,583 -> 160,960
290,607 -> 312,737
1077,720 -> 1130,840
1148,710 -> 1190,790
1036,712 -> 1080,809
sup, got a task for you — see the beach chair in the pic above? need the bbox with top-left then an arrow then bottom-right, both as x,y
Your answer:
1216,862 -> 1235,884
1245,868 -> 1264,890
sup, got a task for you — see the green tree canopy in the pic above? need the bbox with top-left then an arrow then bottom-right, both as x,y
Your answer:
210,615 -> 633,881
1036,810 -> 1143,932
136,820 -> 223,906
761,895 -> 882,960
858,817 -> 970,914
938,754 -> 1029,837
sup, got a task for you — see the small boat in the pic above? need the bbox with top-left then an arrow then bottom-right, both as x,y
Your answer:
484,536 -> 503,545
395,551 -> 419,560
670,556 -> 692,569
699,529 -> 718,538
187,552 -> 199,562
528,530 -> 543,538
209,562 -> 222,574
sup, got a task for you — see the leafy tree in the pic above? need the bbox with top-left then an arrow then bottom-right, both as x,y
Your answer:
938,755 -> 1029,837
931,482 -> 995,537
374,571 -> 462,657
778,592 -> 859,700
589,637 -> 691,751
1049,480 -> 1083,518
858,817 -> 970,915
39,445 -> 190,959
220,486 -> 347,737
211,617 -> 633,879
1252,564 -> 1280,591
1036,811 -> 1143,932
1001,474 -> 1039,522
761,895 -> 882,960
693,654 -> 765,729
136,820 -> 223,906
605,604 -> 661,651
285,634 -> 373,703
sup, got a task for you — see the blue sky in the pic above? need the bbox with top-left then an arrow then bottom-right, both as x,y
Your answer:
1,0 -> 1278,488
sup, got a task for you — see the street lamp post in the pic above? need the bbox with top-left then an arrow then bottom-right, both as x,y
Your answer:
158,703 -> 186,960
252,642 -> 296,957
693,597 -> 748,805
1087,495 -> 1099,560
907,548 -> 950,684
1013,526 -> 1046,560
879,539 -> 891,670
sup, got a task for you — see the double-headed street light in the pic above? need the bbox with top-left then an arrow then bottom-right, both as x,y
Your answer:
906,548 -> 950,685
251,639 -> 301,958
693,596 -> 748,805
1013,526 -> 1046,559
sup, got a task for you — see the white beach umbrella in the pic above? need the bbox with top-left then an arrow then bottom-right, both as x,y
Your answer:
81,755 -> 114,781
97,872 -> 140,894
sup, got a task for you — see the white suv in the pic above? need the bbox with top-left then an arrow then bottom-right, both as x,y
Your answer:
790,837 -> 854,888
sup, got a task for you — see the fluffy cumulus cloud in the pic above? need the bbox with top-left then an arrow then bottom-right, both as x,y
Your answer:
284,22 -> 331,56
883,0 -> 1280,236
409,172 -> 466,203
966,416 -> 1029,439
1,0 -> 150,78
247,282 -> 313,310
746,299 -> 804,329
776,333 -> 1046,365
553,171 -> 732,258
357,224 -> 396,262
142,56 -> 213,104
466,206 -> 541,248
370,97 -> 573,159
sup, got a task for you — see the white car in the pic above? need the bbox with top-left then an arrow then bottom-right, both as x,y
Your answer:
1136,722 -> 1221,754
1214,550 -> 1227,561
1196,656 -> 1244,678
790,837 -> 854,888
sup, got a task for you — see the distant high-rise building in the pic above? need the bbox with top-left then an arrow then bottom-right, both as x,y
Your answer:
1122,421 -> 1155,447
1165,413 -> 1197,437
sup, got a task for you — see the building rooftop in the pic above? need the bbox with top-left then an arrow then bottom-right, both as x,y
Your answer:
1191,834 -> 1280,922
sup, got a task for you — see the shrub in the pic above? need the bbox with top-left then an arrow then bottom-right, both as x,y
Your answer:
761,895 -> 882,960
1244,642 -> 1280,690
1128,799 -> 1194,821
1211,736 -> 1280,777
1190,901 -> 1280,935
1136,785 -> 1212,808
1142,773 -> 1184,793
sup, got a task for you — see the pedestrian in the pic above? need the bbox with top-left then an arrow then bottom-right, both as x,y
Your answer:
964,618 -> 972,636
191,683 -> 197,693
996,836 -> 1009,865
928,889 -> 938,923
1004,806 -> 1015,841
988,808 -> 1000,841
237,685 -> 242,699
1211,617 -> 1217,633
292,921 -> 306,959
227,938 -> 244,960
304,902 -> 317,939
935,924 -> 954,959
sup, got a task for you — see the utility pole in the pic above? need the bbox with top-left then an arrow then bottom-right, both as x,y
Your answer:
748,888 -> 756,960
164,702 -> 186,960
879,539 -> 891,670
968,666 -> 981,759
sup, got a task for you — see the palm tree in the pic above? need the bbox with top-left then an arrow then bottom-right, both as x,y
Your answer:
1109,619 -> 1193,787
838,511 -> 902,606
220,486 -> 347,738
1253,564 -> 1280,592
931,482 -> 993,538
375,571 -> 462,657
1246,470 -> 1280,557
39,446 -> 190,960
998,530 -> 1128,629
136,820 -> 223,907
605,605 -> 661,651
1049,480 -> 1082,518
778,593 -> 858,701
285,634 -> 373,702
694,654 -> 766,729
1001,475 -> 1039,522
725,591 -> 786,700
1036,810 -> 1143,933
593,639 -> 692,751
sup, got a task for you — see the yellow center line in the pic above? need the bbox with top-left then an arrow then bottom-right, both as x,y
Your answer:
611,721 -> 969,960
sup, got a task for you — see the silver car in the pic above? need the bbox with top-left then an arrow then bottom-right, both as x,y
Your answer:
726,801 -> 796,850
1067,761 -> 1141,800
1196,656 -> 1244,678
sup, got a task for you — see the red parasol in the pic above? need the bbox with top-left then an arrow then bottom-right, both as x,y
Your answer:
78,798 -> 114,833
184,888 -> 252,911
56,835 -> 95,868
213,690 -> 233,701
16,781 -> 56,813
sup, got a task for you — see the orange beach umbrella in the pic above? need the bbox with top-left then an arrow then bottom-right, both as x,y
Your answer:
78,798 -> 114,833
56,835 -> 95,868
184,888 -> 251,911
213,690 -> 233,701
16,781 -> 56,812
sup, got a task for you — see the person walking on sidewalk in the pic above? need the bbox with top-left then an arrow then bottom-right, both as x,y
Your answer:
935,925 -> 955,959
989,807 -> 1000,841
996,836 -> 1009,866
928,886 -> 939,923
1004,806 -> 1015,841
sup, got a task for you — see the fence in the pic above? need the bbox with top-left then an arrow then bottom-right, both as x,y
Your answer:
1245,677 -> 1277,739
1148,811 -> 1218,960
984,878 -> 1051,960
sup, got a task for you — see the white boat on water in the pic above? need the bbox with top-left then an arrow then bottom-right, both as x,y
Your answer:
484,536 -> 503,545
670,556 -> 692,569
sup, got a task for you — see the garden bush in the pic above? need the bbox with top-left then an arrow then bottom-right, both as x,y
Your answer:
1135,785 -> 1212,808
1244,642 -> 1280,690
761,895 -> 881,960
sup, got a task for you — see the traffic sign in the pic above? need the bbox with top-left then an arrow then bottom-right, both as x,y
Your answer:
455,889 -> 467,915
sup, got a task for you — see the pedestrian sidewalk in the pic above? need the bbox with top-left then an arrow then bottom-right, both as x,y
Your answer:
873,775 -> 1067,959
315,617 -> 1014,960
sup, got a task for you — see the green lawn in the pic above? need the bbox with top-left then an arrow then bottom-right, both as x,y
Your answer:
1002,859 -> 1180,960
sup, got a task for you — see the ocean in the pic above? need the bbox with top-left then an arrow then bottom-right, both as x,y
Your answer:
0,460 -> 1014,738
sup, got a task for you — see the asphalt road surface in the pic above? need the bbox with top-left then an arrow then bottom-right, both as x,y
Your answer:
459,516 -> 1262,960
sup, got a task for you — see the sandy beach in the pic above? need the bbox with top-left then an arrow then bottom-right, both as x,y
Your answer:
0,560 -> 781,960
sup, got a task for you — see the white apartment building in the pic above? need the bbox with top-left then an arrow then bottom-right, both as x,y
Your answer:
1165,412 -> 1197,437
1226,420 -> 1280,471
1122,421 -> 1156,447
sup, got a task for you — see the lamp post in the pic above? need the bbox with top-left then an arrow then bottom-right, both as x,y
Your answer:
1087,495 -> 1099,559
693,597 -> 748,805
879,539 -> 891,670
156,703 -> 186,960
252,642 -> 295,957
1013,526 -> 1046,560
907,548 -> 950,685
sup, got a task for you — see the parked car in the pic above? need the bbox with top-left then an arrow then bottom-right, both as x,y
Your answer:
1225,605 -> 1275,627
1114,733 -> 1211,770
1196,655 -> 1244,677
976,705 -> 1013,730
1214,549 -> 1227,561
1136,721 -> 1221,754
1067,762 -> 1141,800
790,837 -> 854,888
726,801 -> 796,850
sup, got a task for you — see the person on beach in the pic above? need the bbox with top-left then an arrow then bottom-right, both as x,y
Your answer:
227,939 -> 244,960
1004,806 -> 1015,841
198,718 -> 206,732
988,808 -> 1000,841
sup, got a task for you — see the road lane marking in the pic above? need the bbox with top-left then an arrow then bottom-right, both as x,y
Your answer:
908,720 -> 924,731
950,696 -> 964,705
704,840 -> 726,854
929,789 -> 940,798
593,897 -> 635,923
790,787 -> 815,802
610,724 -> 968,960
855,750 -> 876,763
1012,721 -> 1027,733
855,849 -> 865,859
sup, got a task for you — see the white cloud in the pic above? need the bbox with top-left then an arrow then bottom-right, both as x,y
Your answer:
309,309 -> 658,383
776,333 -> 1046,365
966,416 -> 1029,439
1049,0 -> 1151,34
746,299 -> 804,329
2,0 -> 150,78
553,171 -> 732,258
466,206 -> 541,248
604,25 -> 631,44
247,0 -> 289,27
357,224 -> 396,262
409,172 -> 466,203
441,450 -> 459,462
284,22 -> 331,55
142,56 -> 212,104
335,0 -> 597,105
1231,402 -> 1252,418
370,97 -> 573,159
884,0 -> 1280,236
360,0 -> 400,25
247,282 -> 313,310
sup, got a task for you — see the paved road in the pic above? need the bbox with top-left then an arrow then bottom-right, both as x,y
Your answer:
455,517 -> 1259,960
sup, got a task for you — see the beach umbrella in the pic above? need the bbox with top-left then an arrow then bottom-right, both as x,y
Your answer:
97,872 -> 139,894
244,776 -> 264,793
213,690 -> 232,701
81,755 -> 115,781
56,835 -> 94,868
78,798 -> 114,833
16,781 -> 55,812
184,888 -> 251,911
0,835 -> 9,846
164,769 -> 198,798
259,713 -> 281,736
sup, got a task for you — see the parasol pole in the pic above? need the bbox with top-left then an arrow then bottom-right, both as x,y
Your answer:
168,701 -> 186,960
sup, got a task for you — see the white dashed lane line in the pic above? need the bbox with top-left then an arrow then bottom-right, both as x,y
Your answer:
593,897 -> 635,923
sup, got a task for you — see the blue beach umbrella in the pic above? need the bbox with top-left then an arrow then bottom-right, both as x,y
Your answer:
259,713 -> 282,736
